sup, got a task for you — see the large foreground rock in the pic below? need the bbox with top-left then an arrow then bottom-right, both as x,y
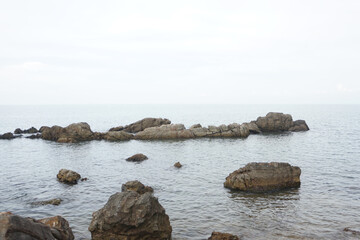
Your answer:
224,162 -> 301,192
41,122 -> 94,143
123,118 -> 171,133
89,191 -> 172,240
0,212 -> 74,240
208,232 -> 240,240
255,112 -> 309,132
57,169 -> 81,184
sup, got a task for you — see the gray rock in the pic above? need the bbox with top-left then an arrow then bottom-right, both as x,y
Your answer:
42,123 -> 94,143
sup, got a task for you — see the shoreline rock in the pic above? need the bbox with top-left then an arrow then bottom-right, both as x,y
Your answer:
224,162 -> 301,192
57,169 -> 81,184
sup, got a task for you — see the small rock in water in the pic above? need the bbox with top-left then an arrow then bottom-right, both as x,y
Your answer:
81,177 -> 88,181
121,180 -> 154,194
208,231 -> 240,240
57,169 -> 81,184
174,162 -> 182,168
32,198 -> 62,206
0,132 -> 16,140
344,227 -> 360,235
126,153 -> 148,162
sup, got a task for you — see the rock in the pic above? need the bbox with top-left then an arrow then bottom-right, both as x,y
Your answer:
121,180 -> 154,194
344,227 -> 360,235
103,131 -> 134,141
26,133 -> 42,139
0,132 -> 16,140
0,212 -> 74,240
41,125 -> 65,141
57,169 -> 81,184
242,121 -> 261,134
124,117 -> 171,133
108,126 -> 124,131
255,112 -> 293,132
126,153 -> 148,162
39,126 -> 49,132
174,162 -> 182,168
289,120 -> 310,132
81,177 -> 88,181
88,191 -> 172,240
32,198 -> 62,206
13,127 -> 38,134
92,132 -> 105,140
14,128 -> 23,134
224,162 -> 301,192
190,123 -> 202,129
135,124 -> 194,140
208,232 -> 240,240
42,122 -> 94,143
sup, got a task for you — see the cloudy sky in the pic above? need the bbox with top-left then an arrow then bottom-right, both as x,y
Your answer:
1,0 -> 359,104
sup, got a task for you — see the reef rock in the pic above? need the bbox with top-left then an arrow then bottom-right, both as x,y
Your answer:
224,162 -> 301,192
123,117 -> 171,133
121,180 -> 154,194
0,212 -> 74,240
208,232 -> 240,240
57,169 -> 81,184
126,153 -> 148,162
88,191 -> 172,240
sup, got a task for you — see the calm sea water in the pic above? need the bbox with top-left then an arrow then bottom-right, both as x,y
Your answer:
0,105 -> 359,240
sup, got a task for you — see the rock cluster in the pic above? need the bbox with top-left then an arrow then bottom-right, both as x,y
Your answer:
0,212 -> 74,240
89,182 -> 172,240
14,127 -> 38,134
224,162 -> 301,192
255,112 -> 309,132
41,122 -> 95,143
0,132 -> 17,140
57,169 -> 81,184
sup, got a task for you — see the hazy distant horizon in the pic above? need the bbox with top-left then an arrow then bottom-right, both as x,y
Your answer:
1,0 -> 360,104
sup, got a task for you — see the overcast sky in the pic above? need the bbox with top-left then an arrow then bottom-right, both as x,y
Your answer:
1,0 -> 359,104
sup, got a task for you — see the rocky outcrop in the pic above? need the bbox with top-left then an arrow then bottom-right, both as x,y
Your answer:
14,127 -> 38,134
57,169 -> 81,184
41,122 -> 94,143
88,191 -> 172,240
123,117 -> 171,133
109,126 -> 124,131
126,153 -> 148,162
255,112 -> 309,132
0,212 -> 74,240
224,162 -> 301,192
208,232 -> 240,240
103,131 -> 133,141
174,162 -> 182,168
0,132 -> 17,140
121,180 -> 154,194
242,121 -> 261,134
32,198 -> 62,206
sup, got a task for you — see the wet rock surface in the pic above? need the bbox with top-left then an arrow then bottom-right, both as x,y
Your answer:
224,162 -> 301,192
121,180 -> 154,194
126,153 -> 148,162
0,212 -> 74,240
32,198 -> 62,206
208,232 -> 240,240
57,169 -> 81,184
88,191 -> 172,240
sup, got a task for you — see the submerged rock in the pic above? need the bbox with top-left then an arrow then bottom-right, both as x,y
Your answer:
0,212 -> 74,240
123,117 -> 171,133
88,191 -> 172,240
208,232 -> 240,240
32,198 -> 62,206
57,169 -> 81,184
224,162 -> 301,192
126,153 -> 148,162
174,162 -> 182,168
121,180 -> 154,194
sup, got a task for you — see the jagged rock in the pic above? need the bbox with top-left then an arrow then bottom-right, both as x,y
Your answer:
190,123 -> 202,129
42,122 -> 94,143
121,180 -> 154,194
0,212 -> 74,240
126,153 -> 148,162
32,198 -> 62,206
88,191 -> 172,240
289,120 -> 310,132
26,133 -> 42,139
174,162 -> 182,168
108,126 -> 124,131
224,162 -> 301,192
208,232 -> 240,240
103,131 -> 133,141
124,117 -> 171,133
0,132 -> 16,140
57,169 -> 81,184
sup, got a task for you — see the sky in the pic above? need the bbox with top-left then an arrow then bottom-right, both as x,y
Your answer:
0,0 -> 359,104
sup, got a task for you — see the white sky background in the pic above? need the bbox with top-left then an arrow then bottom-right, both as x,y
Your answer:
0,0 -> 359,104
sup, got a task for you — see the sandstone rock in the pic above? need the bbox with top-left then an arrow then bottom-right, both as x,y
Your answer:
126,153 -> 148,162
88,191 -> 172,240
255,112 -> 293,132
174,162 -> 182,168
224,162 -> 301,192
57,169 -> 81,184
190,123 -> 202,129
208,232 -> 240,240
289,120 -> 310,132
0,132 -> 16,140
108,126 -> 124,131
121,180 -> 154,194
0,212 -> 74,240
103,131 -> 134,141
124,118 -> 171,133
32,198 -> 62,206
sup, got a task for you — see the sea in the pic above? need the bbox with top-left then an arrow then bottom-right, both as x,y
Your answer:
0,104 -> 359,240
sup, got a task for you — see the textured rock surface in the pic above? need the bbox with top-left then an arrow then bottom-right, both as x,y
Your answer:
103,131 -> 134,141
126,153 -> 148,162
121,180 -> 154,194
123,118 -> 171,133
255,112 -> 293,132
208,232 -> 240,240
32,198 -> 62,206
88,191 -> 172,240
0,212 -> 74,240
57,169 -> 81,184
224,162 -> 301,192
42,122 -> 94,143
